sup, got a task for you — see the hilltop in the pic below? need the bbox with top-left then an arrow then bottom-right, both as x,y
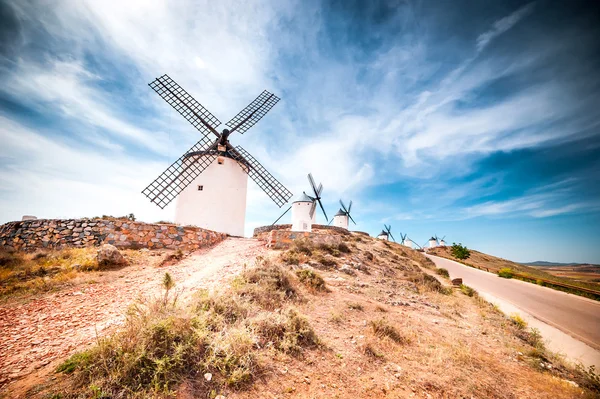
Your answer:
1,228 -> 598,398
428,245 -> 600,294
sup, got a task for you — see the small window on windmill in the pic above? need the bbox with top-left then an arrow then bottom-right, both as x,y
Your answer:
217,157 -> 224,165
303,223 -> 308,230
197,185 -> 203,191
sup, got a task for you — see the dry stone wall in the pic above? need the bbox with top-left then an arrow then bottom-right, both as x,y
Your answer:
253,224 -> 350,239
262,230 -> 343,249
0,219 -> 227,252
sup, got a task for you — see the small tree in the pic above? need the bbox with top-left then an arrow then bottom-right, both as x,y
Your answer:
451,243 -> 470,260
127,213 -> 136,221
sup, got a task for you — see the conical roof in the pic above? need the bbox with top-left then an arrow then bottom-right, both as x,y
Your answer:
293,192 -> 314,203
334,208 -> 347,217
379,230 -> 389,236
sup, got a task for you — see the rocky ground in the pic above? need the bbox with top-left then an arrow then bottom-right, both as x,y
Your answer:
0,238 -> 266,396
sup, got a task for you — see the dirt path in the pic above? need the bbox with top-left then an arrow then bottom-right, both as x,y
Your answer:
0,238 -> 266,394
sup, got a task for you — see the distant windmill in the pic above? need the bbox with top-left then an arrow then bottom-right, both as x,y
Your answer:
399,232 -> 408,246
438,235 -> 447,246
272,173 -> 328,232
377,224 -> 395,242
332,199 -> 356,230
428,236 -> 438,248
142,75 -> 292,236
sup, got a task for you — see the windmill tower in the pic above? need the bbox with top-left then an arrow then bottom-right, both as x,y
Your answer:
439,236 -> 447,246
272,173 -> 328,232
333,199 -> 356,230
377,224 -> 395,241
142,75 -> 292,236
428,236 -> 438,248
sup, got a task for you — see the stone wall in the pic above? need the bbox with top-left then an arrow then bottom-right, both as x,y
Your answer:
253,224 -> 350,239
0,218 -> 227,252
262,230 -> 343,250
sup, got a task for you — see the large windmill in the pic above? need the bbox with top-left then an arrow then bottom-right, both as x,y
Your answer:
332,199 -> 356,230
142,75 -> 293,236
377,224 -> 395,242
272,173 -> 328,232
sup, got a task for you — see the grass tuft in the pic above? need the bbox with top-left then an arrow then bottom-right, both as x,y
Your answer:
369,319 -> 406,344
296,269 -> 328,292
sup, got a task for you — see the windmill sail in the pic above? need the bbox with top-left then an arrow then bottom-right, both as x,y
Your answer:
149,75 -> 221,137
226,90 -> 280,134
230,145 -> 293,207
142,136 -> 218,209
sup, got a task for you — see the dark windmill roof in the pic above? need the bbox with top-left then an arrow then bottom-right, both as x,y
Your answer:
293,192 -> 314,203
184,147 -> 251,168
335,208 -> 347,217
429,237 -> 437,240
378,230 -> 389,236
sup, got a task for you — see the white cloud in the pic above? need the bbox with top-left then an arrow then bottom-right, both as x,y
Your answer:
476,2 -> 536,52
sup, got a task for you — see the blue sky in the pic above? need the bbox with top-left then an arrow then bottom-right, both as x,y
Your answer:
0,0 -> 599,263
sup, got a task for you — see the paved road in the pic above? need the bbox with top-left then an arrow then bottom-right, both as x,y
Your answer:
427,254 -> 600,350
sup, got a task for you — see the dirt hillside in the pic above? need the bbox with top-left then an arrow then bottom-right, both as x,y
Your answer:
2,233 -> 598,398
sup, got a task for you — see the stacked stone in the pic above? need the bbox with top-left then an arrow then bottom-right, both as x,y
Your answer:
0,219 -> 226,252
265,230 -> 343,249
253,223 -> 350,239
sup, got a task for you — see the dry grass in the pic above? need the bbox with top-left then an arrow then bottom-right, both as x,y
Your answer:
37,233 -> 600,399
53,259 -> 319,398
295,269 -> 328,292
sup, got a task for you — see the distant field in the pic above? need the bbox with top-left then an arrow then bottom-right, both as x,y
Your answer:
428,246 -> 600,294
530,265 -> 600,284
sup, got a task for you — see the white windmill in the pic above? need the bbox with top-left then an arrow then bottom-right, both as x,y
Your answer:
332,199 -> 356,230
439,236 -> 447,246
142,75 -> 292,237
377,224 -> 396,241
428,236 -> 438,248
272,173 -> 328,233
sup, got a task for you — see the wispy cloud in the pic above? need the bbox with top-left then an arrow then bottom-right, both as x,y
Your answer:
476,2 -> 536,52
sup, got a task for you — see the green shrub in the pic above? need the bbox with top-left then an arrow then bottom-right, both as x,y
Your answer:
451,243 -> 470,260
460,284 -> 478,297
498,268 -> 514,279
296,269 -> 328,292
281,250 -> 300,265
436,268 -> 450,278
510,313 -> 527,330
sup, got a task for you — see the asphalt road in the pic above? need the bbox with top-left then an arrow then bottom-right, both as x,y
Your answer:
427,254 -> 600,350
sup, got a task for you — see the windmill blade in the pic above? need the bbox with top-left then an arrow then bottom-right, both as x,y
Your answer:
229,145 -> 293,207
149,75 -> 220,137
309,201 -> 317,218
328,218 -> 333,226
307,173 -> 318,196
347,200 -> 352,214
339,199 -> 348,213
441,236 -> 446,241
316,183 -> 323,197
317,198 -> 328,221
226,90 -> 280,134
388,231 -> 396,242
142,136 -> 218,209
271,206 -> 292,225
348,213 -> 357,225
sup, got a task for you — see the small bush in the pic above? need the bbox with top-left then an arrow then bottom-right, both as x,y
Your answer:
293,238 -> 313,255
498,268 -> 514,279
235,259 -> 298,309
337,242 -> 351,253
347,302 -> 364,311
281,250 -> 300,265
408,272 -> 449,294
460,284 -> 478,297
510,313 -> 527,330
296,269 -> 328,292
451,243 -> 470,260
360,342 -> 384,358
436,268 -> 450,278
314,254 -> 338,268
369,319 -> 406,344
